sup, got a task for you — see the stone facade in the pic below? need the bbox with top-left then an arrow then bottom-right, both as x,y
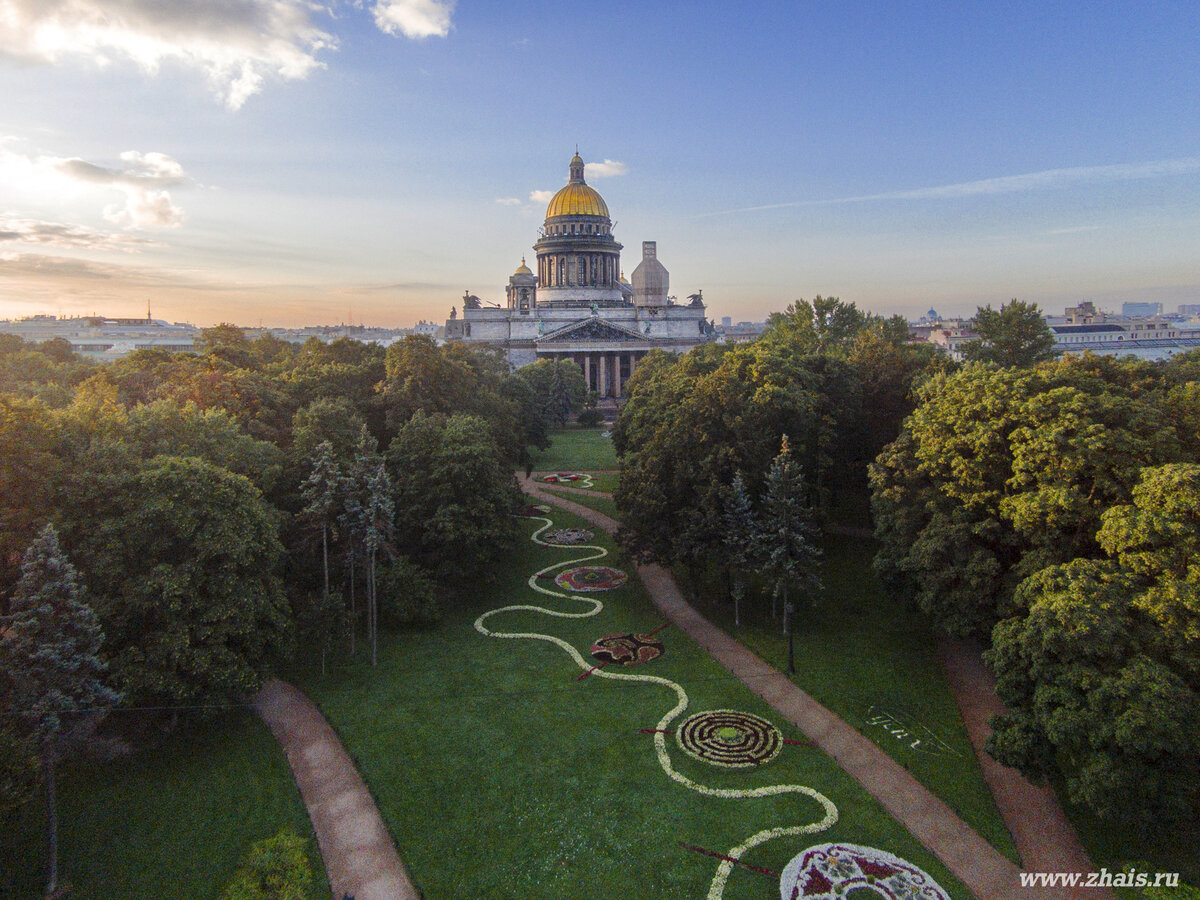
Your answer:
445,153 -> 714,398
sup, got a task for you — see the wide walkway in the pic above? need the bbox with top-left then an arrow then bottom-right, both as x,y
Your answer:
253,679 -> 421,900
520,476 -> 1083,900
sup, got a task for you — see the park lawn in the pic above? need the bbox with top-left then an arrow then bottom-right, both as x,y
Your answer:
298,508 -> 978,900
528,426 -> 617,471
678,533 -> 1021,866
535,486 -> 620,522
0,710 -> 327,900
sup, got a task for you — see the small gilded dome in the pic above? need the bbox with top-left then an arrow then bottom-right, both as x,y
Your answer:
514,256 -> 532,275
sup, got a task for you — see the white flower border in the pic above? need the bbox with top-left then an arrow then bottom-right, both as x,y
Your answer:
474,513 -> 839,900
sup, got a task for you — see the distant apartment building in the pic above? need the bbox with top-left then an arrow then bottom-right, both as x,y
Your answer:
1178,304 -> 1200,317
0,314 -> 198,359
1122,301 -> 1163,317
1051,301 -> 1200,361
718,321 -> 768,344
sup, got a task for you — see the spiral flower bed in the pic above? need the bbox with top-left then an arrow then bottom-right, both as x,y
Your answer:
590,632 -> 665,666
676,710 -> 783,768
779,843 -> 949,900
543,528 -> 594,546
554,566 -> 627,592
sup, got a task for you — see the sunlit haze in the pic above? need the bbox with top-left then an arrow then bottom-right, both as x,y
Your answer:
2,1 -> 1198,327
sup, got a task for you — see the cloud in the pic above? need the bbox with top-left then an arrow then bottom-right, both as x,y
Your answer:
0,143 -> 190,228
56,150 -> 189,227
0,0 -> 336,109
700,156 -> 1200,218
529,189 -> 554,204
494,197 -> 522,206
0,216 -> 155,250
585,159 -> 627,178
372,0 -> 454,39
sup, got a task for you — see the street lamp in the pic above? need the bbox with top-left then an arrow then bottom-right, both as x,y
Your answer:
785,599 -> 796,674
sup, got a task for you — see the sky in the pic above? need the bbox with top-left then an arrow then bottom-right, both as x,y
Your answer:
1,0 -> 1198,328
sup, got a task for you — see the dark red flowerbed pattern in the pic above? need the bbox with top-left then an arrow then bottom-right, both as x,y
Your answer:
554,566 -> 627,592
779,842 -> 949,899
590,632 -> 665,666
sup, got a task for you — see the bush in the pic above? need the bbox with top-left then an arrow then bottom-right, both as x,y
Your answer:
376,556 -> 439,626
221,829 -> 314,900
576,408 -> 604,427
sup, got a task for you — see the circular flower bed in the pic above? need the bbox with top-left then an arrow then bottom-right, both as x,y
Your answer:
543,528 -> 594,546
540,473 -> 581,483
554,566 -> 627,592
590,632 -> 664,666
520,504 -> 552,517
779,843 -> 949,900
676,709 -> 782,768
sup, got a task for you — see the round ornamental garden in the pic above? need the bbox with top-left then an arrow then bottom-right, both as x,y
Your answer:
676,709 -> 783,768
554,566 -> 628,592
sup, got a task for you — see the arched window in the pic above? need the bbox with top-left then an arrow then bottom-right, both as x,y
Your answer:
558,257 -> 565,285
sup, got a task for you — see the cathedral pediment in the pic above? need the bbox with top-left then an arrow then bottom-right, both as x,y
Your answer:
538,317 -> 645,343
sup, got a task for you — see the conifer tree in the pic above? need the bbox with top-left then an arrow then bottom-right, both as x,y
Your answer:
301,440 -> 343,671
720,471 -> 759,627
1,525 -> 119,897
758,436 -> 823,636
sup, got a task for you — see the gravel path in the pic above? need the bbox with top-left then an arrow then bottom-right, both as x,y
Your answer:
253,678 -> 421,900
520,474 -> 1091,900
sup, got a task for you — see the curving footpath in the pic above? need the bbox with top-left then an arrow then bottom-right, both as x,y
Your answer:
253,679 -> 421,900
519,474 -> 1094,900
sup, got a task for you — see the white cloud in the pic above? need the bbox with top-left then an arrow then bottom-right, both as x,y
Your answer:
0,0 -> 336,109
0,215 -> 155,250
585,159 -> 626,178
702,156 -> 1200,218
56,150 -> 189,227
372,0 -> 454,39
0,144 -> 190,228
494,197 -> 522,206
529,189 -> 554,204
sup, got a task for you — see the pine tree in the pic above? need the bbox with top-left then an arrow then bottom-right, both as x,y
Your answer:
758,436 -> 823,637
341,425 -> 394,668
720,471 -> 759,627
300,441 -> 343,673
1,525 -> 119,897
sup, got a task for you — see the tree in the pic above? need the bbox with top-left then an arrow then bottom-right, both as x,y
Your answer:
960,299 -> 1057,367
720,472 -> 759,627
987,465 -> 1200,825
757,437 -> 823,637
300,441 -> 343,672
0,525 -> 119,896
72,456 -> 291,708
388,412 -> 519,583
0,396 -> 59,598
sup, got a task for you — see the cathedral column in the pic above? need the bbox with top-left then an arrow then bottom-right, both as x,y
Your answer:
614,353 -> 623,398
599,353 -> 608,397
583,353 -> 591,390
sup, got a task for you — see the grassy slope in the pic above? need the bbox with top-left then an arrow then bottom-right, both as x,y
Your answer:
680,534 -> 1021,865
528,426 -> 617,471
536,487 -> 620,522
0,711 -> 326,900
298,509 -> 978,900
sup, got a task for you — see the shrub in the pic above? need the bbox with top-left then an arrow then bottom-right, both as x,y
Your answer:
576,408 -> 604,427
221,829 -> 314,900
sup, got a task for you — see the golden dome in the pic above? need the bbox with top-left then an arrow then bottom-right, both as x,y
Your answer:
514,257 -> 532,275
545,181 -> 609,218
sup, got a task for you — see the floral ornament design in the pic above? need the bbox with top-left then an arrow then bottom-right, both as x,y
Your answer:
778,843 -> 949,900
520,504 -> 552,517
590,632 -> 664,666
544,528 -> 595,545
554,565 -> 627,591
677,710 -> 783,768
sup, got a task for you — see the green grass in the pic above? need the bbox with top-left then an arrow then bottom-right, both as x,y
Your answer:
537,487 -> 620,521
677,536 -> 1021,866
529,426 -> 617,471
298,509 -> 980,900
0,710 -> 326,900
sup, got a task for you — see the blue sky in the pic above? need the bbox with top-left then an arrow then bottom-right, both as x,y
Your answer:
1,1 -> 1198,326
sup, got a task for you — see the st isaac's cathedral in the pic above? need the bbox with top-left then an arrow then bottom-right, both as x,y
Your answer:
444,153 -> 714,399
